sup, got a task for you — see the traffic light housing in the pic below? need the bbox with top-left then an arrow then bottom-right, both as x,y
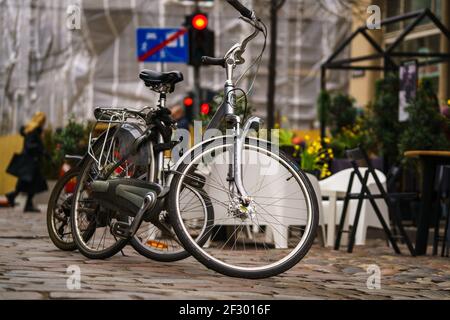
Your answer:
183,92 -> 195,123
185,12 -> 215,66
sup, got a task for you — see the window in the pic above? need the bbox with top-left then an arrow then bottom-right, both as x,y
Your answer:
384,0 -> 443,33
394,35 -> 441,92
404,0 -> 432,12
386,0 -> 402,32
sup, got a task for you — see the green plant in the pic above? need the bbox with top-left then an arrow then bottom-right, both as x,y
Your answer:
54,117 -> 87,164
328,93 -> 357,136
41,127 -> 58,180
367,73 -> 403,166
274,128 -> 295,147
317,90 -> 331,131
299,137 -> 334,179
399,78 -> 450,158
318,91 -> 363,157
42,116 -> 89,179
330,117 -> 372,158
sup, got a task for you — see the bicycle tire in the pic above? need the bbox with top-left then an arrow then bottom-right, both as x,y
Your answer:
168,138 -> 319,279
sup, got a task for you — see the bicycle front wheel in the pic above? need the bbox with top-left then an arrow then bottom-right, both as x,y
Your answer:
168,139 -> 319,279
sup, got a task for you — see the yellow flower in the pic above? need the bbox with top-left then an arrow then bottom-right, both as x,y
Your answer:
324,137 -> 331,144
294,145 -> 300,151
305,135 -> 310,141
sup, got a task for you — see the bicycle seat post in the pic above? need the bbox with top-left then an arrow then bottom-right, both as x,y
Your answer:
158,92 -> 167,109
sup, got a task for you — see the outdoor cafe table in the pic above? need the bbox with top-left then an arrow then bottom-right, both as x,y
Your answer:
404,150 -> 450,255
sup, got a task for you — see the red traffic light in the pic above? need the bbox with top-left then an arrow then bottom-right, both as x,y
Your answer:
183,96 -> 194,107
200,103 -> 210,115
192,14 -> 208,30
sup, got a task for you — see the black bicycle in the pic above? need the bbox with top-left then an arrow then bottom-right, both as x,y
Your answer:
48,124 -> 213,262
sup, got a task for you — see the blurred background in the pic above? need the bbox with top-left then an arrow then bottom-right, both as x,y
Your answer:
0,0 -> 449,195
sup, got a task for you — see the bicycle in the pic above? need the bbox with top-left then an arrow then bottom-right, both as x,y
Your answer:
70,0 -> 319,279
47,159 -> 81,251
49,125 -> 212,262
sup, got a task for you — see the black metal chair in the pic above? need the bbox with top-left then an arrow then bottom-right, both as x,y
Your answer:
433,165 -> 450,257
334,146 -> 416,256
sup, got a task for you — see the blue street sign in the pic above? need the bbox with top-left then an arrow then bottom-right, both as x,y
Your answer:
136,27 -> 189,63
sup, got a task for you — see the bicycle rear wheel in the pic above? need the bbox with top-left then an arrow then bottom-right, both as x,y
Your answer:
168,138 -> 319,278
130,185 -> 214,262
71,153 -> 129,259
70,125 -> 149,259
47,168 -> 80,251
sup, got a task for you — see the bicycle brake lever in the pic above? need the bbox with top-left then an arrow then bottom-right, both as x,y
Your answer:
239,16 -> 264,32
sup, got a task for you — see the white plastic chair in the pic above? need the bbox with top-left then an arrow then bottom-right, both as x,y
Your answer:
319,168 -> 390,246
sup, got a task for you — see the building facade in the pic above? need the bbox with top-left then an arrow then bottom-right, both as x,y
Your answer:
0,0 -> 352,134
349,0 -> 450,108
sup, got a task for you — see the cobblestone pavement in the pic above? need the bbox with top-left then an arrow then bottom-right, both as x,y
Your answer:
0,205 -> 449,300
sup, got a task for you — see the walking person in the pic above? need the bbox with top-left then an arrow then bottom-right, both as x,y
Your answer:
5,112 -> 48,213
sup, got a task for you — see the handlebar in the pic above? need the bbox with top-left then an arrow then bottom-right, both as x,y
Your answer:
226,0 -> 254,19
202,0 -> 262,68
201,56 -> 226,67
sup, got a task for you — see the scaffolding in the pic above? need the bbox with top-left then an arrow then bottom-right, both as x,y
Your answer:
0,0 -> 352,134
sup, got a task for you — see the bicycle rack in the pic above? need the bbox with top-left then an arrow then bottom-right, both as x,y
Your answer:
87,108 -> 148,173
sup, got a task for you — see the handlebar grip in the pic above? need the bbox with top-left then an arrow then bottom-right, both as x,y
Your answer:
201,56 -> 226,67
226,0 -> 253,19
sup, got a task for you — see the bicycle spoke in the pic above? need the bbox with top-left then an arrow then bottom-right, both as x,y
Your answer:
172,143 -> 318,274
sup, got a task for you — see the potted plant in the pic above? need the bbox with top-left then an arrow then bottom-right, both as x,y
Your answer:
297,136 -> 333,180
37,117 -> 88,204
328,93 -> 358,137
366,74 -> 403,170
399,78 -> 450,156
328,116 -> 380,172
318,91 -> 376,173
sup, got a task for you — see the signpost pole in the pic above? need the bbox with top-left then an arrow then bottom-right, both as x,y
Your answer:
194,64 -> 201,117
193,0 -> 201,118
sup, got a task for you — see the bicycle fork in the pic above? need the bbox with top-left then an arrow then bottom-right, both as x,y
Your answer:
231,116 -> 263,206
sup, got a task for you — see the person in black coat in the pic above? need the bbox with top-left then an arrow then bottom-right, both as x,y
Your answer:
5,112 -> 48,213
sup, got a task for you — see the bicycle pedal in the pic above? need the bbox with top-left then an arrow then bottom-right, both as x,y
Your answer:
111,221 -> 132,239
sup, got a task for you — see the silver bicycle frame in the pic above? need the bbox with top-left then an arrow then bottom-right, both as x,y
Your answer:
203,20 -> 263,204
